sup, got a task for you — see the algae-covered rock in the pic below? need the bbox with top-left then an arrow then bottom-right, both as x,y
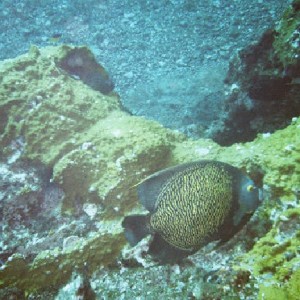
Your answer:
52,110 -> 177,216
0,45 -> 120,165
210,0 -> 300,146
238,206 -> 300,300
0,221 -> 125,294
0,44 -> 180,215
0,43 -> 299,299
274,0 -> 300,71
257,268 -> 300,300
0,44 -> 183,296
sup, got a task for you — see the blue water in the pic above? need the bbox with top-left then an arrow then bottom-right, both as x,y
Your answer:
0,1 -> 290,134
0,0 -> 291,139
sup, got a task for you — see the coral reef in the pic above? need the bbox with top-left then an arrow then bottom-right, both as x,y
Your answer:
0,42 -> 299,299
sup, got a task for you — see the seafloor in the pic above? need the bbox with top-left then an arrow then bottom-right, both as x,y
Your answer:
0,0 -> 300,299
0,0 -> 292,138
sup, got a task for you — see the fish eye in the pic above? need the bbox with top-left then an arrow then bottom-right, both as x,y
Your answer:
247,185 -> 255,192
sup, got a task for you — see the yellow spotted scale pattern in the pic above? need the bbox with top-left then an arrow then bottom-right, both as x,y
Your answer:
150,163 -> 233,250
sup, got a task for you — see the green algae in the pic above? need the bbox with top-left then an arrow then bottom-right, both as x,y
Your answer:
237,206 -> 300,299
52,110 -> 177,216
0,44 -> 182,294
258,268 -> 300,300
0,220 -> 125,294
0,44 -> 300,297
273,1 -> 300,67
254,118 -> 300,199
0,44 -> 180,216
0,45 -> 120,166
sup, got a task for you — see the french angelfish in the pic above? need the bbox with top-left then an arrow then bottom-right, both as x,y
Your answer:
122,160 -> 260,263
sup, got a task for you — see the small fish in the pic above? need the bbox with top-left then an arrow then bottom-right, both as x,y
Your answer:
122,160 -> 260,263
49,33 -> 62,43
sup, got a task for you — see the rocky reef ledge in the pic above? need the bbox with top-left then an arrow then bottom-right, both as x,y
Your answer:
0,44 -> 299,299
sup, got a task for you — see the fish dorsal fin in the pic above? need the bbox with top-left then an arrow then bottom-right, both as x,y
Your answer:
137,161 -> 206,213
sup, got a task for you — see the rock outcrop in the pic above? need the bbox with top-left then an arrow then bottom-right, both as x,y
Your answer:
0,42 -> 299,299
209,2 -> 300,146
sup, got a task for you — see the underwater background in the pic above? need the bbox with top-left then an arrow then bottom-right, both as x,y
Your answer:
0,0 -> 299,299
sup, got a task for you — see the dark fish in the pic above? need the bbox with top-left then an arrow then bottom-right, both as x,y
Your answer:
49,33 -> 62,43
122,160 -> 260,263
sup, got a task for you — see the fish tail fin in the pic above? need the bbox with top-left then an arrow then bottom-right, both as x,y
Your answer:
122,214 -> 150,246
